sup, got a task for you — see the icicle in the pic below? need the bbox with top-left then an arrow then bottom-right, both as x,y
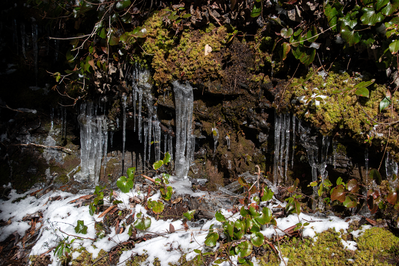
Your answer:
21,23 -> 26,59
365,147 -> 369,178
168,133 -> 174,161
122,94 -> 127,173
146,101 -> 153,163
191,135 -> 196,163
273,113 -> 281,185
279,114 -> 286,176
284,113 -> 291,181
291,114 -> 296,168
333,140 -> 338,169
138,88 -> 143,142
153,121 -> 161,162
173,81 -> 194,179
144,123 -> 148,163
62,107 -> 67,141
164,132 -> 167,156
226,135 -> 231,150
133,82 -> 137,132
212,127 -> 219,157
50,108 -> 54,131
76,102 -> 108,185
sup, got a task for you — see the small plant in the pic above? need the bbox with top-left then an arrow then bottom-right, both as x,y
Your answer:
89,185 -> 106,215
116,167 -> 136,193
205,174 -> 277,265
55,236 -> 75,263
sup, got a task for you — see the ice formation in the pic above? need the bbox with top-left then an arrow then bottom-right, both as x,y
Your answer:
75,102 -> 108,185
173,81 -> 194,179
273,113 -> 292,184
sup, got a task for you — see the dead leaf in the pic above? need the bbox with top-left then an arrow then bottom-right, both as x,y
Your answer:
169,223 -> 175,233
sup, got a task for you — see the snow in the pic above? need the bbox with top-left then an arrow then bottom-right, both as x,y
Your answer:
0,182 -> 378,265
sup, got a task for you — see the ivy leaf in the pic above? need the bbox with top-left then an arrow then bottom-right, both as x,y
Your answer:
147,199 -> 164,214
153,160 -> 163,170
382,1 -> 399,16
163,152 -> 171,164
160,186 -> 173,201
379,96 -> 391,112
250,232 -> 264,247
183,210 -> 196,220
116,0 -> 131,10
226,221 -> 234,238
215,210 -> 226,222
281,28 -> 293,38
339,12 -> 359,29
255,207 -> 272,225
75,220 -> 88,234
134,216 -> 151,230
369,168 -> 382,185
117,176 -> 133,193
331,185 -> 346,202
343,196 -> 357,208
235,241 -> 253,258
261,187 -> 274,202
205,232 -> 219,247
127,167 -> 136,181
325,4 -> 340,32
389,40 -> 399,54
341,25 -> 361,46
250,2 -> 262,17
361,7 -> 384,26
375,0 -> 390,11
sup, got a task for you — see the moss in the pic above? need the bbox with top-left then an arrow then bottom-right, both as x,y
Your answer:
71,249 -> 109,266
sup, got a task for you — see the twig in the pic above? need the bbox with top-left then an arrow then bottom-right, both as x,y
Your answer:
273,226 -> 287,266
378,127 -> 391,172
289,24 -> 337,45
98,205 -> 116,218
58,228 -> 95,241
49,34 -> 92,40
142,174 -> 156,183
10,143 -> 72,153
0,104 -> 36,114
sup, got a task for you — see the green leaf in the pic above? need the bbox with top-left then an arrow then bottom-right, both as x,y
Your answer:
336,177 -> 344,186
375,0 -> 390,11
255,207 -> 272,225
281,28 -> 293,38
249,206 -> 259,217
369,168 -> 382,185
215,211 -> 226,222
355,79 -> 375,89
75,220 -> 88,234
240,206 -> 249,217
234,219 -> 245,232
250,2 -> 262,17
183,210 -> 196,220
309,181 -> 318,187
261,187 -> 274,202
389,40 -> 399,54
360,7 -> 384,26
147,199 -> 164,214
235,241 -> 253,258
340,26 -> 361,46
379,96 -> 391,112
153,160 -> 163,170
117,176 -> 134,193
324,4 -> 341,32
205,232 -> 219,247
331,185 -> 346,202
339,12 -> 359,29
355,87 -> 369,98
182,13 -> 192,19
160,186 -> 173,201
343,196 -> 357,208
89,203 -> 96,216
127,167 -> 136,180
226,221 -> 234,238
116,0 -> 131,10
163,152 -> 171,164
134,216 -> 151,230
382,2 -> 398,16
250,232 -> 264,247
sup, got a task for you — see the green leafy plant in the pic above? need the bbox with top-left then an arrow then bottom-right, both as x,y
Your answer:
153,152 -> 173,201
89,185 -> 106,216
55,236 -> 75,261
117,167 -> 136,193
134,212 -> 151,231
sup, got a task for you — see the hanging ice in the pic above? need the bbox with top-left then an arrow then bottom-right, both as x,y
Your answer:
75,102 -> 108,185
212,127 -> 219,157
173,81 -> 194,179
121,94 -> 127,173
273,113 -> 291,185
153,120 -> 161,162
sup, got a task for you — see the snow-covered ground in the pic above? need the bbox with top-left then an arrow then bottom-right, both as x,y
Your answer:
0,179 -> 374,265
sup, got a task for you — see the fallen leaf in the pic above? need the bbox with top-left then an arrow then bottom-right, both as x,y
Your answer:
204,44 -> 212,56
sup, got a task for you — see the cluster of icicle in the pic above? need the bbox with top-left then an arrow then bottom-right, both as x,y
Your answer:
273,113 -> 330,210
131,69 -> 194,179
76,102 -> 108,185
